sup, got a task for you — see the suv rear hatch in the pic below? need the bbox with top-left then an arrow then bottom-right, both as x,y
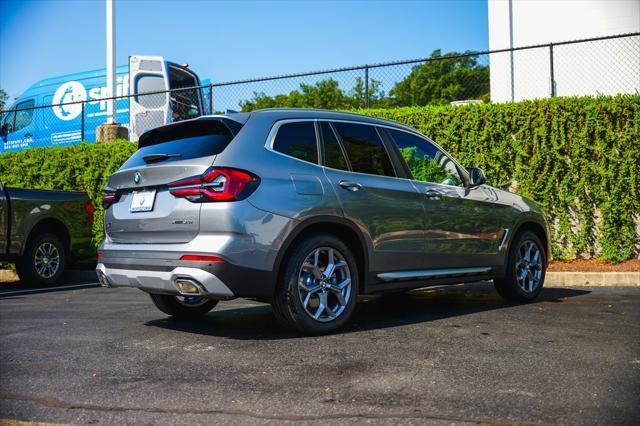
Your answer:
104,118 -> 244,244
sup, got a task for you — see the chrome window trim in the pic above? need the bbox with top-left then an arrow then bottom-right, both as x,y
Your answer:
265,119 -> 321,166
264,116 -> 469,185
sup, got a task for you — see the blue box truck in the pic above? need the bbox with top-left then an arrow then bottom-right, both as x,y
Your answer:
0,56 -> 207,153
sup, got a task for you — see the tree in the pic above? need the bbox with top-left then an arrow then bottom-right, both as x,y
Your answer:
390,50 -> 490,106
239,77 -> 385,112
0,89 -> 9,112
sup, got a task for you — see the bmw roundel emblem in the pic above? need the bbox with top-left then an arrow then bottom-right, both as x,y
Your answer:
134,172 -> 141,184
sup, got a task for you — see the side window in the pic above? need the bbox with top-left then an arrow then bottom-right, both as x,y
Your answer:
135,74 -> 167,109
1,110 -> 15,134
320,122 -> 348,171
273,121 -> 318,164
13,99 -> 35,132
388,129 -> 463,186
332,122 -> 395,177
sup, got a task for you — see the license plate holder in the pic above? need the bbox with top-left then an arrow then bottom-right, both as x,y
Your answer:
130,189 -> 156,212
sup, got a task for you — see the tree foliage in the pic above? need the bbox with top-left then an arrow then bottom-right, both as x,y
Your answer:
239,49 -> 489,111
0,89 -> 9,112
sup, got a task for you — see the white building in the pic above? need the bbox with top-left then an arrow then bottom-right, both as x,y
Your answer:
488,0 -> 640,102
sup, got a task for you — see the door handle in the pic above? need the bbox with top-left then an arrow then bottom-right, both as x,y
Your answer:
424,189 -> 443,200
339,180 -> 362,192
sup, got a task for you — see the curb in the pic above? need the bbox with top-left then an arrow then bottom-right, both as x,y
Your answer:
546,271 -> 639,287
2,269 -> 638,287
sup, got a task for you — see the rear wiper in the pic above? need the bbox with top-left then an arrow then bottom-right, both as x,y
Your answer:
142,153 -> 182,164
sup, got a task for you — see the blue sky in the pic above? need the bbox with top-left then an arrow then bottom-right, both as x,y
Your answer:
0,0 -> 488,102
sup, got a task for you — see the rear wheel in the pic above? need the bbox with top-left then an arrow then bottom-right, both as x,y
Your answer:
149,294 -> 218,319
494,231 -> 546,302
272,234 -> 358,335
16,233 -> 66,286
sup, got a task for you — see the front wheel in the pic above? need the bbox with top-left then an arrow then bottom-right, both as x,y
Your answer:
272,234 -> 359,335
149,294 -> 218,319
494,231 -> 547,302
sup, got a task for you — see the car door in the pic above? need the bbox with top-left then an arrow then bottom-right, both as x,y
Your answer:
384,128 -> 505,268
320,121 -> 426,273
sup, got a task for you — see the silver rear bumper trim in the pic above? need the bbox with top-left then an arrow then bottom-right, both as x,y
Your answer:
96,263 -> 234,299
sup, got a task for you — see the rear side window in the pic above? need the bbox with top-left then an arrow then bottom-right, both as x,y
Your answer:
121,119 -> 238,169
272,121 -> 318,164
332,122 -> 395,177
320,122 -> 348,171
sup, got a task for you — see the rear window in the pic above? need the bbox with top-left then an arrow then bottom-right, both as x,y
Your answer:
121,119 -> 240,169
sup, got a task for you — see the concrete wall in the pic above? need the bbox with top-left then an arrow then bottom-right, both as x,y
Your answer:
488,0 -> 640,102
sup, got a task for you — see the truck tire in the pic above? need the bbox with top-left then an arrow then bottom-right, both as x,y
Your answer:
16,233 -> 66,286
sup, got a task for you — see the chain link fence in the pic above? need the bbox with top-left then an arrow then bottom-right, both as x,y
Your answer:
1,32 -> 638,152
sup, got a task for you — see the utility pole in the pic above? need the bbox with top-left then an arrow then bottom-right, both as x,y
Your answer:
97,0 -> 127,142
106,0 -> 116,124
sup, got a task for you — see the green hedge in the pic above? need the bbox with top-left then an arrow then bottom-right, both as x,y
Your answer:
0,95 -> 638,262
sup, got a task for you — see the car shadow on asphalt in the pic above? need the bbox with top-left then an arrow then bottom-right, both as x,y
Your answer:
0,269 -> 98,298
144,282 -> 591,340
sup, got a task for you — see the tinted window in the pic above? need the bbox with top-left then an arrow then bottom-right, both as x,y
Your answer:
122,119 -> 237,169
273,121 -> 318,164
320,122 -> 348,171
388,129 -> 463,186
13,100 -> 35,131
333,122 -> 395,177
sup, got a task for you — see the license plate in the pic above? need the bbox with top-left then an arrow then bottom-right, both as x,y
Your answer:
130,190 -> 156,212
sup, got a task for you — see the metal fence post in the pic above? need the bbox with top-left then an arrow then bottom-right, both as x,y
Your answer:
364,65 -> 370,108
81,102 -> 85,141
209,84 -> 214,115
549,43 -> 556,97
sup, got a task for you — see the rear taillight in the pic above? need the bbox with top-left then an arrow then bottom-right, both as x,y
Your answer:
84,202 -> 95,226
168,167 -> 259,202
102,187 -> 116,209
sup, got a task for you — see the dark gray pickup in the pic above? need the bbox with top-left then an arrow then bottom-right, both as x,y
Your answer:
1,182 -> 94,284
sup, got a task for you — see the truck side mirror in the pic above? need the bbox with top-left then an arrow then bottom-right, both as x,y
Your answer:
468,167 -> 486,187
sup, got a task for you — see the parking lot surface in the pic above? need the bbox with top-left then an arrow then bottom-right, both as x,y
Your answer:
0,281 -> 638,425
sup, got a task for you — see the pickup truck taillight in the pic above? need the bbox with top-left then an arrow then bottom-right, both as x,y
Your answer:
84,202 -> 95,226
168,167 -> 260,202
103,187 -> 116,209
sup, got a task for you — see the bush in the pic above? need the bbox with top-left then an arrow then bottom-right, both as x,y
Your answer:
0,95 -> 637,262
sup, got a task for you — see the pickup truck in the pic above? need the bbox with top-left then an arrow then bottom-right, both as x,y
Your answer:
0,182 -> 95,285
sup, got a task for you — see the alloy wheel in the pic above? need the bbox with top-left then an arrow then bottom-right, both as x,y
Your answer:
34,242 -> 61,279
297,246 -> 352,322
515,240 -> 543,293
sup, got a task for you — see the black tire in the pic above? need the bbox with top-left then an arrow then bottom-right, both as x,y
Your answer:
149,293 -> 218,319
16,233 -> 66,286
272,233 -> 359,335
494,231 -> 547,302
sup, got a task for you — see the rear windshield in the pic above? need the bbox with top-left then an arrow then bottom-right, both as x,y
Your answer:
122,119 -> 241,169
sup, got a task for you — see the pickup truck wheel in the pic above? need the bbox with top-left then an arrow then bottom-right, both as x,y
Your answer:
149,294 -> 218,319
494,231 -> 547,302
16,233 -> 66,286
272,233 -> 358,335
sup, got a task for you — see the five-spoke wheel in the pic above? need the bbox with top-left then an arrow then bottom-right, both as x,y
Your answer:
272,233 -> 358,335
494,230 -> 546,301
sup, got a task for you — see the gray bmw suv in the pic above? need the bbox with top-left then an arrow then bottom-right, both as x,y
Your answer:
97,109 -> 549,334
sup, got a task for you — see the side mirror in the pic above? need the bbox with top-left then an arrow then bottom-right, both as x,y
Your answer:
468,167 -> 486,187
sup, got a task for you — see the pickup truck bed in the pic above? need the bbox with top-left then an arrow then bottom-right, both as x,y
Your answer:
1,183 -> 94,284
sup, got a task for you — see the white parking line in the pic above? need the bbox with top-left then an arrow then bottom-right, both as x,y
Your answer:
0,282 -> 100,297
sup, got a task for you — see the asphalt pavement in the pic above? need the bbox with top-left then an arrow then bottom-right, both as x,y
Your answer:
0,280 -> 638,425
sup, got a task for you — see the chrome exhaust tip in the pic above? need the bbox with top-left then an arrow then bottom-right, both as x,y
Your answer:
175,278 -> 205,295
97,271 -> 112,288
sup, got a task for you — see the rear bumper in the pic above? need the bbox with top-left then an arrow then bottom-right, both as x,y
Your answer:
96,252 -> 277,299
